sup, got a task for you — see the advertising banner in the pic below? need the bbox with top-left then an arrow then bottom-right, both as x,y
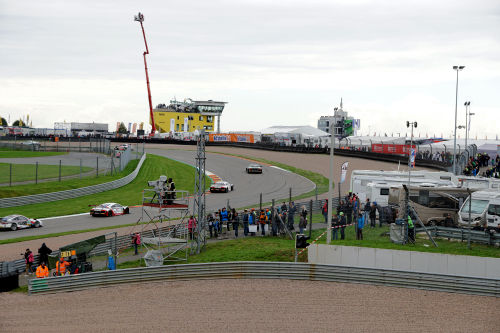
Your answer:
340,161 -> 349,184
132,123 -> 137,134
409,149 -> 416,168
183,118 -> 189,132
170,119 -> 175,132
371,144 -> 416,155
127,123 -> 132,133
115,122 -> 120,132
208,133 -> 255,143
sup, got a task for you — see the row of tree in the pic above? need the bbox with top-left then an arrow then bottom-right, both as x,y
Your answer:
1,117 -> 25,127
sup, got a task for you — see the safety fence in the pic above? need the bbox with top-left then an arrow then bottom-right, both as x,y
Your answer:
28,261 -> 500,296
0,137 -> 112,154
417,226 -> 500,246
0,153 -> 146,208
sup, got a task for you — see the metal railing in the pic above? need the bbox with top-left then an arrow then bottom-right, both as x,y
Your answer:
417,226 -> 500,245
28,261 -> 500,296
0,153 -> 146,208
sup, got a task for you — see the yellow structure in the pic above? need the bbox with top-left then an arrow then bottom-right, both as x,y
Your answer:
152,99 -> 227,133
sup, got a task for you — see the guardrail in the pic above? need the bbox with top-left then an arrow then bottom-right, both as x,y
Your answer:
417,226 -> 500,245
0,153 -> 146,208
28,261 -> 500,296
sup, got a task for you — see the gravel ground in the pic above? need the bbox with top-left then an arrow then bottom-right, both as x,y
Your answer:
1,279 -> 498,333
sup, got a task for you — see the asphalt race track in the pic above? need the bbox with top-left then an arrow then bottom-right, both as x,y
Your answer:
0,148 -> 315,240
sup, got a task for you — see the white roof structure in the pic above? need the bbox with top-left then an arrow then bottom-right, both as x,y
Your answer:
260,125 -> 330,137
425,139 -> 500,154
345,136 -> 407,147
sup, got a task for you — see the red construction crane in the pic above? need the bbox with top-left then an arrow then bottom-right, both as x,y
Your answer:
134,12 -> 156,134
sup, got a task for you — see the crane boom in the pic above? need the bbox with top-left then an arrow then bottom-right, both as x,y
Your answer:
134,12 -> 155,134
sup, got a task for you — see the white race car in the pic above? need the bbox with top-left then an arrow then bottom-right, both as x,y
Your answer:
210,181 -> 234,193
90,203 -> 130,217
0,215 -> 43,231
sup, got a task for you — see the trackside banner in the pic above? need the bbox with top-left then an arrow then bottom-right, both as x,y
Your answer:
209,133 -> 255,143
371,144 -> 416,155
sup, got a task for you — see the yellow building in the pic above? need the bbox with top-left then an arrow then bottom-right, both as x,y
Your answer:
152,99 -> 227,133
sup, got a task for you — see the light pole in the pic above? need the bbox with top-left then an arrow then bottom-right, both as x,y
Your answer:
326,124 -> 335,245
406,121 -> 417,188
452,65 -> 465,175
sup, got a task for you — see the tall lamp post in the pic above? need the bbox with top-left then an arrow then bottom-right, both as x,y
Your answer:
406,121 -> 417,188
452,65 -> 465,174
326,125 -> 335,245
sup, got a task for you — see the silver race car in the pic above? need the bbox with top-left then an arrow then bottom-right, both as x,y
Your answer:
90,203 -> 130,217
210,181 -> 234,193
246,164 -> 263,174
0,215 -> 43,231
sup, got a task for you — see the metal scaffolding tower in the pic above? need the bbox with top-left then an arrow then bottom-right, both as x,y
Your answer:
193,130 -> 207,254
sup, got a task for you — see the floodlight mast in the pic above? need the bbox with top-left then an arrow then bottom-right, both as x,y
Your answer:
134,12 -> 156,134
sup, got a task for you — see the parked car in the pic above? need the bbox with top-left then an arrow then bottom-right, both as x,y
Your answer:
0,215 -> 43,231
246,164 -> 263,174
90,203 -> 130,217
210,181 -> 234,193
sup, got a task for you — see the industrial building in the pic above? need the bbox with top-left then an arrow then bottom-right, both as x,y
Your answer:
53,122 -> 108,136
317,99 -> 360,138
152,99 -> 227,133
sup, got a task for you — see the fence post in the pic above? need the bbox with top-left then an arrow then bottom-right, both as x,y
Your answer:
58,160 -> 61,182
309,200 -> 313,238
315,187 -> 318,202
259,193 -> 262,211
35,162 -> 38,184
289,187 -> 292,202
96,157 -> 99,177
9,163 -> 12,187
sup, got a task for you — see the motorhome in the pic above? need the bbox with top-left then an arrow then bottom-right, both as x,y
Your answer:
457,176 -> 500,191
389,186 -> 473,226
458,190 -> 500,229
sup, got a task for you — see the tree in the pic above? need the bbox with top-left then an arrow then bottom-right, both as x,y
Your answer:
117,122 -> 128,134
12,119 -> 25,127
0,117 -> 7,126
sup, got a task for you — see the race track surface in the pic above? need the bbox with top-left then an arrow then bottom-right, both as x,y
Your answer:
0,148 -> 314,240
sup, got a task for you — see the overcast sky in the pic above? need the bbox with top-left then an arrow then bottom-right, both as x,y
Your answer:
1,0 -> 499,138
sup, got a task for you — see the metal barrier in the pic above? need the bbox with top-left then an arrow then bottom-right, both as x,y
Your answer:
418,226 -> 500,245
28,261 -> 500,296
0,153 -> 146,208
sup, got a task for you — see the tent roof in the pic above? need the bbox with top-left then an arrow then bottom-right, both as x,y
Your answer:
260,125 -> 330,137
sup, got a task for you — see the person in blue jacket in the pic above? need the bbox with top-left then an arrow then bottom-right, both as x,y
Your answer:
357,214 -> 365,240
220,207 -> 229,233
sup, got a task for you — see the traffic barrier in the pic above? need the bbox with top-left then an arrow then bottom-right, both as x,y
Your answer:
28,261 -> 500,296
0,153 -> 146,208
417,226 -> 500,245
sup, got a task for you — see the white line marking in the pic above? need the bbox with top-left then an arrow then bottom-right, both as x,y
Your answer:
39,212 -> 90,221
269,165 -> 291,173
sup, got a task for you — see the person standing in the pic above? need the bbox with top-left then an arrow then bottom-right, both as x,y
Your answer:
299,213 -> 307,234
331,213 -> 339,240
407,214 -> 415,243
131,232 -> 141,255
357,214 -> 365,240
259,209 -> 267,236
232,210 -> 240,238
369,203 -> 377,228
24,249 -> 34,274
364,198 -> 371,227
207,213 -> 215,238
339,212 -> 346,240
220,208 -> 229,233
288,202 -> 296,230
345,199 -> 353,225
322,199 -> 328,224
444,213 -> 454,228
242,209 -> 249,236
188,216 -> 197,240
56,257 -> 70,276
38,243 -> 52,266
166,178 -> 176,205
36,262 -> 49,279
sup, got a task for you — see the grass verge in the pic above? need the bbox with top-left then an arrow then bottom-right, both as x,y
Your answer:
0,163 -> 92,184
0,148 -> 67,158
0,154 -> 208,218
0,160 -> 138,198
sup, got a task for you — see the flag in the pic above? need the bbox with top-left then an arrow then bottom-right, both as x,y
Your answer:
340,161 -> 349,184
409,149 -> 416,168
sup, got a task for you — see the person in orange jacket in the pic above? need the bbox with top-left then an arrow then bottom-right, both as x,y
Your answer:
36,262 -> 49,278
56,257 -> 70,276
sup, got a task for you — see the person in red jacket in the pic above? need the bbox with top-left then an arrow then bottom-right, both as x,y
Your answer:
131,232 -> 141,255
188,216 -> 197,240
322,199 -> 329,224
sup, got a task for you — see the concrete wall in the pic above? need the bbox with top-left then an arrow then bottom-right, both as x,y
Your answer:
308,244 -> 500,279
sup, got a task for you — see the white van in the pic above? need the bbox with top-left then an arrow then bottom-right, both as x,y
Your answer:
458,190 -> 500,229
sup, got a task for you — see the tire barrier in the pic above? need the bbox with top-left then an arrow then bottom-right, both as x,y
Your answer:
0,153 -> 146,208
28,261 -> 500,297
